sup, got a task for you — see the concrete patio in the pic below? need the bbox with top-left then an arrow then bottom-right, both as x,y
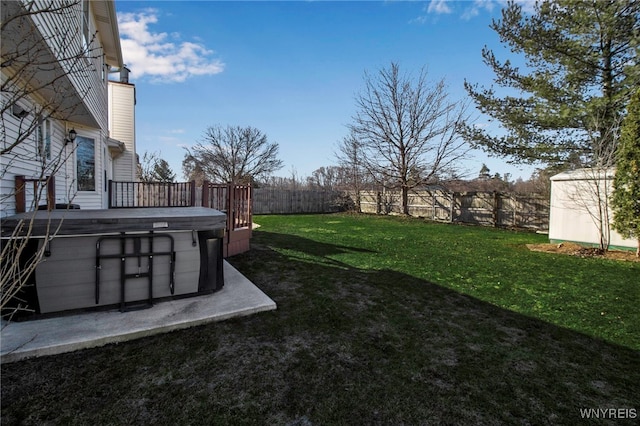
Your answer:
1,261 -> 276,363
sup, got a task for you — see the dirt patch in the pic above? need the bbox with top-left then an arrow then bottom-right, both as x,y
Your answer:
527,242 -> 639,262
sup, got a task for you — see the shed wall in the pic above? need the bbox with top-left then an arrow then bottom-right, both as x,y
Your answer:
549,172 -> 635,250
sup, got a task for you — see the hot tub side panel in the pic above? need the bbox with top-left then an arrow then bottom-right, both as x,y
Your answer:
34,232 -> 201,313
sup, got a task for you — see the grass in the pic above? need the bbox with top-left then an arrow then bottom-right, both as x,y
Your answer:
2,213 -> 639,425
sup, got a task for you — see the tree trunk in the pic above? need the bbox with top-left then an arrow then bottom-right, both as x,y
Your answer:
402,186 -> 409,215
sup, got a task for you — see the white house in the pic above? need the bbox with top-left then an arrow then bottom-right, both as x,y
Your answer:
549,168 -> 636,251
1,0 -> 135,217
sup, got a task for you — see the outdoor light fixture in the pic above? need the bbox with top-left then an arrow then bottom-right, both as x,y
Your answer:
65,128 -> 77,145
12,104 -> 29,118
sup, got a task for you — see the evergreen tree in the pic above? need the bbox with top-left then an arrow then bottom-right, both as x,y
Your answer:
138,151 -> 175,182
152,159 -> 176,183
462,0 -> 639,167
611,89 -> 640,256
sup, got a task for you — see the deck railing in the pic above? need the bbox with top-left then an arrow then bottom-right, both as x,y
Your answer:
108,181 -> 196,208
108,180 -> 252,232
14,175 -> 56,213
201,182 -> 252,230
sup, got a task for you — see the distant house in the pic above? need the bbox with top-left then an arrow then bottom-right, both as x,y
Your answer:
549,168 -> 636,251
1,0 -> 135,216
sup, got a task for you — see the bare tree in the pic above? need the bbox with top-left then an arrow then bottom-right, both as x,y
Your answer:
564,113 -> 622,251
1,0 -> 101,318
335,131 -> 368,212
138,151 -> 175,182
184,125 -> 283,184
348,63 -> 471,215
306,166 -> 338,191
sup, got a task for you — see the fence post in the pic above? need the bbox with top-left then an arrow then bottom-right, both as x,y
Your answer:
450,192 -> 456,222
201,180 -> 209,207
189,180 -> 196,206
108,180 -> 113,208
493,191 -> 499,227
15,175 -> 26,213
227,183 -> 234,232
247,184 -> 253,226
46,175 -> 55,210
432,192 -> 436,220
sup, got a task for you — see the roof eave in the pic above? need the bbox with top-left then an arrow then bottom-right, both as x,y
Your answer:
96,1 -> 123,68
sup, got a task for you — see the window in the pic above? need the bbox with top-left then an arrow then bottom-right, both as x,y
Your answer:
76,136 -> 95,191
36,119 -> 51,160
101,54 -> 106,82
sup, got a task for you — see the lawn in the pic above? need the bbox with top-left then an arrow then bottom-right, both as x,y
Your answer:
2,213 -> 639,425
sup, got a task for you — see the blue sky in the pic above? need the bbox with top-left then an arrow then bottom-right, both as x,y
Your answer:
115,0 -> 538,182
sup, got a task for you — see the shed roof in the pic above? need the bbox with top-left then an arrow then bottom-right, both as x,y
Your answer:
550,167 -> 616,182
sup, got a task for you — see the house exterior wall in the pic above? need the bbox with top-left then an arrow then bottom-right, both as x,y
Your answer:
549,169 -> 636,250
1,0 -> 124,216
0,89 -> 70,215
108,81 -> 137,182
27,0 -> 110,130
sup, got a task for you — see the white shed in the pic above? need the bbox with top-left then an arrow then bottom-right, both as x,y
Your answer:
549,168 -> 636,251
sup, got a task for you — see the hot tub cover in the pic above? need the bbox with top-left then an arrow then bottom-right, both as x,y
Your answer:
1,207 -> 226,237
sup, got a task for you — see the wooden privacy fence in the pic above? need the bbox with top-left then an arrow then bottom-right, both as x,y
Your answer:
108,182 -> 549,231
252,188 -> 347,214
357,189 -> 549,230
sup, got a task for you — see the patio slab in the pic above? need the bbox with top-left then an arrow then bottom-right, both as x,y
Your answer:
1,261 -> 276,363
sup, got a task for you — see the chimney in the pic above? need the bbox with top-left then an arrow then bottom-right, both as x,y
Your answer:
120,65 -> 131,83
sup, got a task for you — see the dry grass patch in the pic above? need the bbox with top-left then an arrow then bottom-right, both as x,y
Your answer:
527,242 -> 639,262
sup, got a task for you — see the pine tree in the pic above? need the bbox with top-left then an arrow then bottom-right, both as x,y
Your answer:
611,89 -> 640,256
462,0 -> 639,167
152,159 -> 176,183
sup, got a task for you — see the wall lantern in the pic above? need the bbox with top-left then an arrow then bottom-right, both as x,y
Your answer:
65,128 -> 77,145
12,104 -> 29,118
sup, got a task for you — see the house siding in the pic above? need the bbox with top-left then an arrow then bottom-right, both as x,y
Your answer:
1,1 -> 124,216
28,0 -> 109,130
108,81 -> 137,182
0,89 -> 72,215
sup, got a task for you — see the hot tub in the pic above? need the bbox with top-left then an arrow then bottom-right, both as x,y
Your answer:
1,207 -> 226,315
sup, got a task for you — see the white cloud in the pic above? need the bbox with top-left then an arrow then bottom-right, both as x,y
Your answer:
461,0 -> 495,21
427,0 -> 452,15
421,0 -> 537,21
118,9 -> 224,83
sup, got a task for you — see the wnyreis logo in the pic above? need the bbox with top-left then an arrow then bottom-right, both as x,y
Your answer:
579,408 -> 637,419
